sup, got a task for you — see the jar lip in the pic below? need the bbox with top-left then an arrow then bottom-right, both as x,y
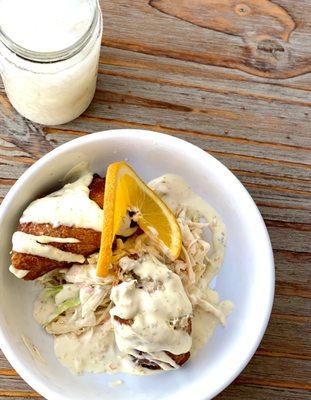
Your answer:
0,0 -> 99,63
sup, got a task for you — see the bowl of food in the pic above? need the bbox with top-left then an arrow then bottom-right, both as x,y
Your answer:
0,129 -> 274,400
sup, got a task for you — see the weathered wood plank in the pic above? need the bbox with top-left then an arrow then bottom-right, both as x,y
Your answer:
98,50 -> 311,101
100,0 -> 311,78
0,354 -> 11,370
273,295 -> 311,317
0,375 -> 35,393
99,45 -> 311,92
218,384 -> 311,400
235,355 -> 311,389
274,250 -> 310,297
90,79 -> 311,150
2,47 -> 311,153
0,96 -> 53,159
0,393 -> 41,399
259,318 -> 311,356
267,225 -> 311,253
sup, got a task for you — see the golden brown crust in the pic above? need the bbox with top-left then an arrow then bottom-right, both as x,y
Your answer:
113,316 -> 134,326
11,175 -> 105,280
166,351 -> 191,367
89,174 -> 105,209
11,252 -> 70,280
18,223 -> 101,255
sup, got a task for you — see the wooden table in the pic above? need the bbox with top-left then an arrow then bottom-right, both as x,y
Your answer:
0,0 -> 310,398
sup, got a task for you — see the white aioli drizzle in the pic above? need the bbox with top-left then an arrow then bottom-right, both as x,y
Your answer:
9,265 -> 29,278
20,173 -> 102,231
110,255 -> 192,356
12,232 -> 85,264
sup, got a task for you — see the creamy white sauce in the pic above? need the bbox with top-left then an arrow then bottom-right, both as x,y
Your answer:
54,322 -> 147,375
14,234 -> 80,245
55,284 -> 80,306
12,232 -> 85,264
110,256 -> 192,356
33,294 -> 56,327
54,323 -> 116,374
64,253 -> 113,286
9,265 -> 29,278
191,301 -> 233,355
20,173 -> 102,231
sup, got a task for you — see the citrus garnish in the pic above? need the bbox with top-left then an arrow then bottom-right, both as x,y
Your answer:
96,161 -> 182,277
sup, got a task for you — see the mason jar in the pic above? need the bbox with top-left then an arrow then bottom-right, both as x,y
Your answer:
0,0 -> 102,125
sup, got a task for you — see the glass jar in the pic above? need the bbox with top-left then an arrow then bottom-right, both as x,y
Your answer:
0,0 -> 102,125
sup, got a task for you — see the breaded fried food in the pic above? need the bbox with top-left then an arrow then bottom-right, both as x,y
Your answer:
88,173 -> 105,209
11,174 -> 105,280
11,223 -> 101,280
17,223 -> 101,255
114,316 -> 191,370
11,252 -> 70,281
133,350 -> 191,370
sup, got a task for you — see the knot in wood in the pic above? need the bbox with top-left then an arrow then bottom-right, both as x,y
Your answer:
257,39 -> 285,54
235,3 -> 251,16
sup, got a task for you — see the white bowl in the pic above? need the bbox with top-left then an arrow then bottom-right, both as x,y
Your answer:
0,129 -> 274,400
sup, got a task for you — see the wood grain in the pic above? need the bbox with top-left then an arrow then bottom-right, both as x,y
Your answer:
0,0 -> 310,398
103,0 -> 311,78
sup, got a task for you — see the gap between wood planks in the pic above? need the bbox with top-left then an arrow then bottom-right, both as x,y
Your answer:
0,154 -> 34,165
256,201 -> 310,212
90,88 -> 310,153
230,169 -> 311,186
0,390 -> 41,398
244,182 -> 311,196
44,120 -> 311,169
100,36 -> 311,80
255,349 -> 311,361
0,145 -> 18,152
276,284 -> 311,300
98,44 -> 311,92
265,220 -> 311,232
44,123 -> 310,154
270,313 -> 311,323
0,178 -> 17,186
97,68 -> 311,108
235,377 -> 311,391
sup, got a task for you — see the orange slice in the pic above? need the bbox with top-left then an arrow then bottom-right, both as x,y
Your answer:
96,161 -> 182,277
